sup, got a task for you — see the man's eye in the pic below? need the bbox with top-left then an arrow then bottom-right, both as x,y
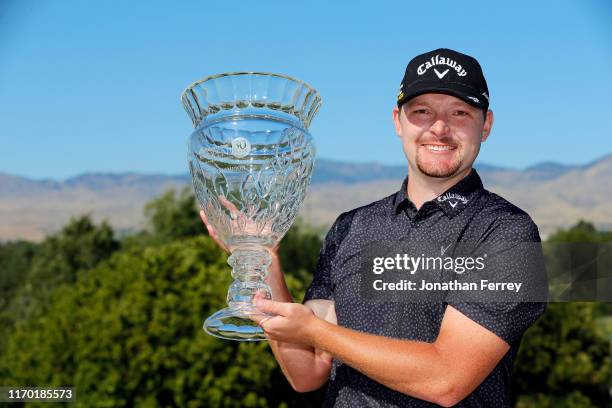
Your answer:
413,109 -> 429,114
454,110 -> 469,116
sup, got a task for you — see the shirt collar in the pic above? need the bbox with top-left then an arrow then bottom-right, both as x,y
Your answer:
393,168 -> 484,218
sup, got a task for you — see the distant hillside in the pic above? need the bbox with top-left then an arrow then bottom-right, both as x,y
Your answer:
0,155 -> 610,241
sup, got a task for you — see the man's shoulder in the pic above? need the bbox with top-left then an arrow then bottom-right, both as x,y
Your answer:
476,189 -> 541,241
479,189 -> 532,219
325,192 -> 396,242
334,191 -> 396,225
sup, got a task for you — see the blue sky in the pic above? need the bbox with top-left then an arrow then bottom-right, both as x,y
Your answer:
1,0 -> 611,180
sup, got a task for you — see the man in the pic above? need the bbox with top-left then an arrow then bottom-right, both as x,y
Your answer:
202,48 -> 547,407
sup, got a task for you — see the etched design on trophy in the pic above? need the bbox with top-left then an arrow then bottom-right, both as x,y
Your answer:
231,137 -> 251,158
182,72 -> 321,341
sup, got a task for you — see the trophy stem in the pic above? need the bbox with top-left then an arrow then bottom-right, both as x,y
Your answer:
203,247 -> 273,341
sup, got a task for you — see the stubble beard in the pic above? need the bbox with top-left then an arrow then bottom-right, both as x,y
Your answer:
415,147 -> 463,178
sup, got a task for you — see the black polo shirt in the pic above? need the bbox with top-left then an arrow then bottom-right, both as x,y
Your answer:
302,168 -> 547,407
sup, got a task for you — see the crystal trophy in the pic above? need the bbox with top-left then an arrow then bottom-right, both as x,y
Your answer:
181,72 -> 321,341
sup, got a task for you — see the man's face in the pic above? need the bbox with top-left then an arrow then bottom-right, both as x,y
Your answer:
392,93 -> 494,178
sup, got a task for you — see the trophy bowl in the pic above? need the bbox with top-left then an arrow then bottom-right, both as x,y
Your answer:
181,72 -> 321,341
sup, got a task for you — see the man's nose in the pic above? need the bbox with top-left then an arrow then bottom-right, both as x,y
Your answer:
429,119 -> 450,137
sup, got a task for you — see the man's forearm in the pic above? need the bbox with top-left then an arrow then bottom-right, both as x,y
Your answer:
263,253 -> 324,391
310,318 -> 454,404
265,252 -> 294,303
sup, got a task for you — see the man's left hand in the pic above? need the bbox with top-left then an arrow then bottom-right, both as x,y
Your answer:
251,295 -> 321,346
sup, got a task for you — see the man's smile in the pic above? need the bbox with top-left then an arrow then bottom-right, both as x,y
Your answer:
421,143 -> 457,153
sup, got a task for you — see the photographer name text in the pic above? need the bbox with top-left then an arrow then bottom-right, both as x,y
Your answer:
373,279 -> 523,292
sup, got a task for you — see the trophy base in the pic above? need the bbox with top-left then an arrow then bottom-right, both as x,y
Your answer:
204,307 -> 269,341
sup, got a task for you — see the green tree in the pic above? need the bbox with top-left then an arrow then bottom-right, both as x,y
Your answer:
142,187 -> 204,244
513,303 -> 610,407
0,240 -> 38,311
0,215 -> 120,387
545,220 -> 612,310
0,236 -> 324,407
0,240 -> 39,354
277,220 -> 324,284
513,221 -> 611,407
547,220 -> 612,244
3,215 -> 120,336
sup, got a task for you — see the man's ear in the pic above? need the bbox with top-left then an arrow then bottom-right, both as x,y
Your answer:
392,106 -> 402,136
481,110 -> 494,142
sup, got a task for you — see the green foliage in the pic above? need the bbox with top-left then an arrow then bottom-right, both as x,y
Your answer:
0,240 -> 39,354
141,187 -> 204,244
2,195 -> 610,407
277,220 -> 324,284
513,221 -> 611,408
544,220 -> 612,311
515,390 -> 602,408
0,240 -> 38,310
548,220 -> 612,244
513,303 -> 611,407
0,236 -> 321,407
30,215 -> 119,283
0,215 -> 120,388
7,215 -> 120,321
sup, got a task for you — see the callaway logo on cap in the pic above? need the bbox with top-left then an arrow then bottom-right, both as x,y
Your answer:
397,48 -> 490,112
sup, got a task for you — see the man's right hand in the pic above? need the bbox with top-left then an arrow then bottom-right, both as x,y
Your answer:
198,196 -> 280,256
199,209 -> 230,252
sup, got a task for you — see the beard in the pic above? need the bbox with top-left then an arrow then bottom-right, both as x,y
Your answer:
415,145 -> 463,178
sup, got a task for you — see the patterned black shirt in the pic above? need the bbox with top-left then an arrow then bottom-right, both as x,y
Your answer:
302,168 -> 547,407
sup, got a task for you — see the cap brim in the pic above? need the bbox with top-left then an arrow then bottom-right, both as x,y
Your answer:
397,82 -> 487,110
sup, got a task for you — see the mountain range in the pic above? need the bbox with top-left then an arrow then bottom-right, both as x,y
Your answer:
0,154 -> 610,241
